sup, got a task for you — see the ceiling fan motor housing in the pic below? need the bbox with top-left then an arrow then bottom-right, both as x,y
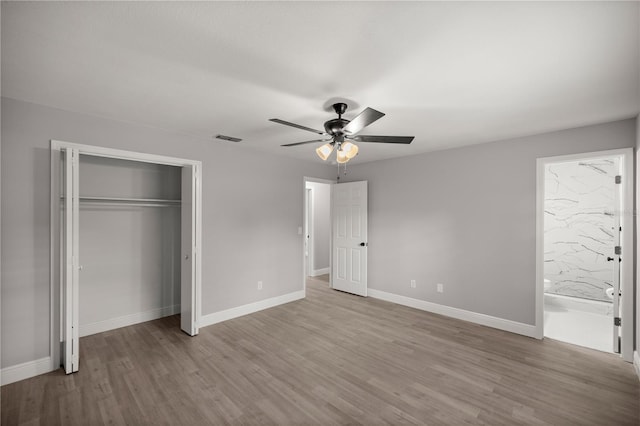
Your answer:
324,118 -> 349,138
323,102 -> 350,140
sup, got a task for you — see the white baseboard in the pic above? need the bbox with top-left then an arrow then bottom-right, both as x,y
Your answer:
1,305 -> 180,385
80,304 -> 180,337
368,289 -> 538,338
310,267 -> 329,277
1,357 -> 54,386
634,351 -> 640,381
200,290 -> 305,328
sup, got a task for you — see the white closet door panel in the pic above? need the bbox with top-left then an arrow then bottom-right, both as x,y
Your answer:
62,148 -> 79,374
181,165 -> 198,336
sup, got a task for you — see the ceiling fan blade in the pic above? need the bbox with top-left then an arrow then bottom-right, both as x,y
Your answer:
269,118 -> 326,135
350,135 -> 414,144
281,138 -> 332,147
342,107 -> 385,135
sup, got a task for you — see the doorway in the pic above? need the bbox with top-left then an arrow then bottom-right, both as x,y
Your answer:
50,140 -> 202,373
302,178 -> 370,298
305,181 -> 331,278
536,148 -> 633,360
303,178 -> 333,293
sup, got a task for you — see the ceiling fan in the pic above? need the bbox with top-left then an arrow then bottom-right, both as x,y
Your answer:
269,102 -> 414,163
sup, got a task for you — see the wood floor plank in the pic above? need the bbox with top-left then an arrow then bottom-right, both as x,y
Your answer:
2,275 -> 639,425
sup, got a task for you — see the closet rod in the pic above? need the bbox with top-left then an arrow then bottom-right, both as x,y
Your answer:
60,196 -> 181,207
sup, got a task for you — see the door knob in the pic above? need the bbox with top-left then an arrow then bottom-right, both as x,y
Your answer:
359,242 -> 368,247
607,257 -> 614,261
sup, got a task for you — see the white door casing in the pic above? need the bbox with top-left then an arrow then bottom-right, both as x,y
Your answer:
305,188 -> 312,277
332,181 -> 368,297
51,140 -> 202,373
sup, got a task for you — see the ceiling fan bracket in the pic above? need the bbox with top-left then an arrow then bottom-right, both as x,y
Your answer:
332,102 -> 348,118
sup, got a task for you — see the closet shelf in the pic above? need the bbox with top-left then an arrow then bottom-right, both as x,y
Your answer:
60,196 -> 181,207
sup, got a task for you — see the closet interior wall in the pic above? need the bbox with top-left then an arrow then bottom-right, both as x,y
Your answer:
78,155 -> 182,336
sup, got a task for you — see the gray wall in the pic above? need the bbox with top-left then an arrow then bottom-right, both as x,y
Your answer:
306,181 -> 330,273
1,97 -> 334,368
78,156 -> 181,332
342,119 -> 637,326
2,95 -> 637,370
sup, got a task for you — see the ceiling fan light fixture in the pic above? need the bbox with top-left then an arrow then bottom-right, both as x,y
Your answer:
316,143 -> 334,161
341,141 -> 359,159
336,148 -> 349,164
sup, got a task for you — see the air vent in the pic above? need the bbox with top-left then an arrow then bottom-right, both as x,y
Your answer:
215,134 -> 242,142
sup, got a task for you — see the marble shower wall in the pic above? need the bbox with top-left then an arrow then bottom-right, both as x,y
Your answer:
544,158 -> 618,302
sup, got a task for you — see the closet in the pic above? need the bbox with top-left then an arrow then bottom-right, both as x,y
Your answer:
78,155 -> 181,337
51,141 -> 202,374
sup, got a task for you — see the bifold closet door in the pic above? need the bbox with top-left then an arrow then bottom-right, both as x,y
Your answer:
181,165 -> 199,336
62,148 -> 80,374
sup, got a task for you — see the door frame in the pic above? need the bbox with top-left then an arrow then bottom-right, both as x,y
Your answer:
305,187 -> 313,277
535,147 -> 633,361
302,177 -> 335,295
50,140 -> 203,370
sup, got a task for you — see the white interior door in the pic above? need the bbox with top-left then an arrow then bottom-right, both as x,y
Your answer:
614,156 -> 633,360
612,177 -> 621,353
62,148 -> 79,374
332,181 -> 368,296
181,165 -> 199,336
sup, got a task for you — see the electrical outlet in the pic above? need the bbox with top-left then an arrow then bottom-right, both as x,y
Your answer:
410,279 -> 416,288
257,281 -> 263,290
437,283 -> 444,293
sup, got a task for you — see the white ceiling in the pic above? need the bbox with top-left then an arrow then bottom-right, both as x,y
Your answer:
2,1 -> 639,165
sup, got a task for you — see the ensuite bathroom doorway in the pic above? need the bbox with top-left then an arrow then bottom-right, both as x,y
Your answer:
538,148 -> 632,359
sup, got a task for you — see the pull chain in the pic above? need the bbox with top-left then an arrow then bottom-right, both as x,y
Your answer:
336,161 -> 348,182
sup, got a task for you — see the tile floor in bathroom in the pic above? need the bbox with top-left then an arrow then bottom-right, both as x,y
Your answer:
544,303 -> 613,353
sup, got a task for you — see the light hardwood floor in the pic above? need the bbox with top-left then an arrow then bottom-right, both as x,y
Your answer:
2,275 -> 639,425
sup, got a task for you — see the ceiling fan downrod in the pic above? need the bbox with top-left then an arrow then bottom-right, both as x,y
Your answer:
332,102 -> 347,118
